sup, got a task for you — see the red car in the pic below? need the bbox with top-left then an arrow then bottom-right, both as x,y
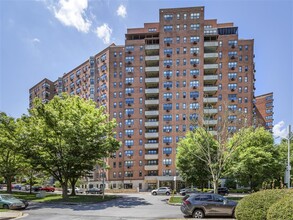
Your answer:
40,186 -> 55,192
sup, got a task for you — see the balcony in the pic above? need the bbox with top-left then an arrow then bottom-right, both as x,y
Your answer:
204,42 -> 219,47
145,45 -> 159,50
145,143 -> 159,149
145,78 -> 159,83
145,110 -> 159,117
145,99 -> 159,106
145,121 -> 159,127
204,75 -> 218,82
204,53 -> 218,63
204,64 -> 218,70
145,132 -> 159,138
203,97 -> 218,103
203,86 -> 218,93
145,56 -> 159,61
145,67 -> 159,72
203,120 -> 218,125
208,130 -> 218,136
145,154 -> 159,160
204,108 -> 218,114
145,88 -> 159,94
144,165 -> 159,171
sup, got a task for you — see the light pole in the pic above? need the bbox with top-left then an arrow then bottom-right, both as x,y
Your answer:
284,125 -> 292,188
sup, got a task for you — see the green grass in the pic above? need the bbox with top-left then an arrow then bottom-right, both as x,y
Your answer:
1,191 -> 118,203
0,209 -> 8,212
169,196 -> 183,204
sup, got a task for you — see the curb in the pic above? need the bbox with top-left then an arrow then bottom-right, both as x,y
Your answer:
0,211 -> 23,220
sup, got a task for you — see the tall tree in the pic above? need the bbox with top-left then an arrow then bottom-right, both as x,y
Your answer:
227,127 -> 284,190
176,131 -> 211,189
0,112 -> 25,193
19,94 -> 120,198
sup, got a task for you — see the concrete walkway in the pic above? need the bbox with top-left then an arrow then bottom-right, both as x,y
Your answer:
0,211 -> 22,220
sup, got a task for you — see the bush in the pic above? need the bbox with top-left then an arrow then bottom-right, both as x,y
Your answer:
235,189 -> 293,220
267,195 -> 293,220
229,188 -> 252,193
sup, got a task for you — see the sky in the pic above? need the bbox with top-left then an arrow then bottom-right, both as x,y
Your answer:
0,0 -> 292,137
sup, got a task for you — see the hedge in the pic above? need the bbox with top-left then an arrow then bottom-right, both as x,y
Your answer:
235,189 -> 293,220
267,195 -> 293,220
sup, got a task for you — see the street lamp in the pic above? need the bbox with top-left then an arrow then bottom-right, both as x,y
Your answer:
284,125 -> 293,188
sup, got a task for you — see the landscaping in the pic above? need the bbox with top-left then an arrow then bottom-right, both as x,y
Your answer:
235,189 -> 293,220
2,191 -> 118,204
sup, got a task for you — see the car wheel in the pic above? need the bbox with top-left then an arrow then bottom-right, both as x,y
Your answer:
152,192 -> 157,195
193,209 -> 204,219
3,204 -> 9,209
166,192 -> 170,196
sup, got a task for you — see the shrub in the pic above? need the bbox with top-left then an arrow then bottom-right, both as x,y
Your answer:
235,189 -> 293,220
267,195 -> 293,220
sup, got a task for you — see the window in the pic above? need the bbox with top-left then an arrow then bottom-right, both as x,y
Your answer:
244,76 -> 248,82
228,94 -> 237,102
176,37 -> 180,43
163,158 -> 172,165
228,73 -> 237,80
245,45 -> 248,50
190,36 -> 200,43
163,126 -> 172,133
164,14 -> 173,20
164,59 -> 173,67
177,13 -> 180,19
190,69 -> 199,77
245,55 -> 248,61
164,25 -> 173,32
176,24 -> 180,30
190,58 -> 199,65
183,13 -> 187,19
228,83 -> 237,90
228,40 -> 238,47
163,136 -> 172,144
190,13 -> 200,19
183,47 -> 187,54
164,37 -> 173,44
163,147 -> 172,154
190,24 -> 200,30
190,47 -> 199,55
190,80 -> 199,87
245,66 -> 248,72
190,102 -> 199,109
163,115 -> 172,121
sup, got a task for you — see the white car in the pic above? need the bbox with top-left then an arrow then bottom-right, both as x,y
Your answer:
151,187 -> 171,196
67,187 -> 81,194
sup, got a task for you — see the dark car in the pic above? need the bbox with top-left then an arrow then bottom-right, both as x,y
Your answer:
32,186 -> 42,192
179,188 -> 199,196
85,187 -> 102,194
180,193 -> 237,219
209,187 -> 229,196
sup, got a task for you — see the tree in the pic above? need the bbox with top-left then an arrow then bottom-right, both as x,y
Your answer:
19,94 -> 120,198
0,112 -> 26,193
176,130 -> 211,190
227,127 -> 284,190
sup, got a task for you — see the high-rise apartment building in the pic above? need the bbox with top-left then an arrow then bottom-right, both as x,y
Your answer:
29,6 -> 268,191
255,93 -> 274,132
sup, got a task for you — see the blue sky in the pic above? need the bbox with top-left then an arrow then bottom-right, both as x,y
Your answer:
0,0 -> 292,136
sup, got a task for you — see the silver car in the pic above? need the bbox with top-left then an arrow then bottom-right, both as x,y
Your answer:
180,193 -> 237,218
151,187 -> 171,196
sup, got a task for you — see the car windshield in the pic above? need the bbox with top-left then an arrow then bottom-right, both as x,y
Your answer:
1,195 -> 16,200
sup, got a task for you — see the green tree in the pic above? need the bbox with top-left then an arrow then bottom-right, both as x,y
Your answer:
176,129 -> 211,190
0,112 -> 26,193
227,127 -> 283,190
19,94 -> 120,198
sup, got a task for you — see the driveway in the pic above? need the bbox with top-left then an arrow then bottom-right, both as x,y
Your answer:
21,193 -> 183,220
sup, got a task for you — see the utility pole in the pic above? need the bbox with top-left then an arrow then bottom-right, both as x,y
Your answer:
286,125 -> 292,188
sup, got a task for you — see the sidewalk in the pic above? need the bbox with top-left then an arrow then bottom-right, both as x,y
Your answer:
0,211 -> 22,220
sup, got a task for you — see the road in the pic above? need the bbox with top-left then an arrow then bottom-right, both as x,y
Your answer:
21,193 -> 185,220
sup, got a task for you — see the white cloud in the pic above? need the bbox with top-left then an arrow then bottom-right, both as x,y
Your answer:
52,0 -> 91,33
273,121 -> 288,138
32,38 -> 41,43
116,4 -> 127,18
95,23 -> 112,44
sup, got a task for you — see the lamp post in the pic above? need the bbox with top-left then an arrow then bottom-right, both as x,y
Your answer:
284,125 -> 292,188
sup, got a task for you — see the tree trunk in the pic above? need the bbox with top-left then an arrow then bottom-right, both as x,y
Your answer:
6,177 -> 12,194
213,179 -> 219,194
61,182 -> 68,199
69,179 -> 77,196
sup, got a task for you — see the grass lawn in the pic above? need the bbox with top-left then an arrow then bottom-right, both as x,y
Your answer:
1,191 -> 118,203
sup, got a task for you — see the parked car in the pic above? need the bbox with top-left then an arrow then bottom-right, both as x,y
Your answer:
209,187 -> 229,196
32,186 -> 42,192
151,187 -> 171,196
0,194 -> 27,210
12,184 -> 23,190
40,186 -> 55,192
68,187 -> 81,194
85,187 -> 102,194
180,193 -> 237,218
179,188 -> 199,196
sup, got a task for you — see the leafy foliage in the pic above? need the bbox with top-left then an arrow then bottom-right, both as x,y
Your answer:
227,127 -> 283,190
18,94 -> 120,198
0,112 -> 26,193
267,193 -> 293,220
235,189 -> 293,220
